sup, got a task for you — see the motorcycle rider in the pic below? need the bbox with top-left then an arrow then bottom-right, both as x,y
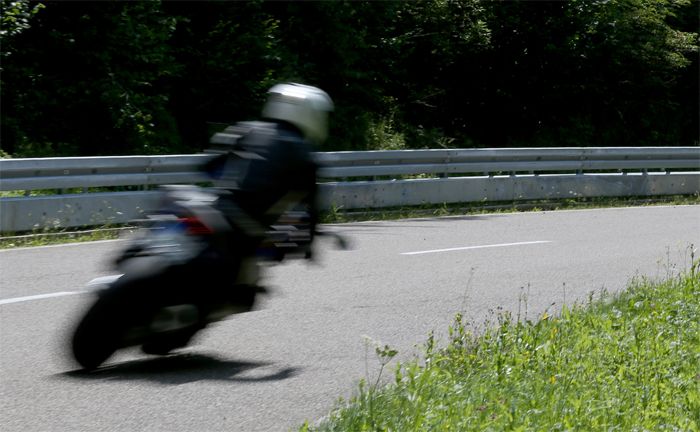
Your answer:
203,82 -> 334,296
140,83 -> 333,356
208,83 -> 333,240
75,83 -> 334,361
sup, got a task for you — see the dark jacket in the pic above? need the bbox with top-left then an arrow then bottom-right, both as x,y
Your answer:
205,120 -> 318,237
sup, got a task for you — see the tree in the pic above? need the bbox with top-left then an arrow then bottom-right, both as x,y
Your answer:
1,0 -> 696,156
470,0 -> 698,147
1,1 -> 180,156
1,0 -> 45,155
161,0 -> 280,149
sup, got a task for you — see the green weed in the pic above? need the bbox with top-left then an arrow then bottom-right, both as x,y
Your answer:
305,264 -> 700,431
0,226 -> 133,248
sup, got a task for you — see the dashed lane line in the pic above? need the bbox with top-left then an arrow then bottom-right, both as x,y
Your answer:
401,240 -> 552,256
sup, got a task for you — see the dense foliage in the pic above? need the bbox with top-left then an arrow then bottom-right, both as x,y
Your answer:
1,0 -> 697,156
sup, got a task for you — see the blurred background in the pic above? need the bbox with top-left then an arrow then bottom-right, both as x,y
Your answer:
1,0 -> 697,157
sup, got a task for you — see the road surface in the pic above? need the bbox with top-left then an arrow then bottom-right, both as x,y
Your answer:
1,205 -> 698,431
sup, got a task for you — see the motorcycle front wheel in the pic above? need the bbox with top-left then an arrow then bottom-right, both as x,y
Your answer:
71,292 -> 126,371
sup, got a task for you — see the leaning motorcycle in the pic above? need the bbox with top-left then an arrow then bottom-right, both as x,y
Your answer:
70,184 -> 318,370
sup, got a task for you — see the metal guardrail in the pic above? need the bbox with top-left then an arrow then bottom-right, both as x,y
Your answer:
0,155 -> 211,192
1,147 -> 699,232
316,147 -> 700,178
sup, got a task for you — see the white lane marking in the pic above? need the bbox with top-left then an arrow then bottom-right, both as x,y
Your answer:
0,291 -> 82,306
401,240 -> 552,255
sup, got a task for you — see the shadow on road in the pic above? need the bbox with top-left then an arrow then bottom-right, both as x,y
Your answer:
60,353 -> 300,385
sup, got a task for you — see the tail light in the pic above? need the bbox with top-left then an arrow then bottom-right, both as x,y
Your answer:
179,217 -> 213,235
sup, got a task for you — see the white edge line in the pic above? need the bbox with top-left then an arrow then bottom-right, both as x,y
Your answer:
401,240 -> 552,256
0,291 -> 83,306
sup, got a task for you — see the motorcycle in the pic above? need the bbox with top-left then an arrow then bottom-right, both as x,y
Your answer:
70,184 -> 332,370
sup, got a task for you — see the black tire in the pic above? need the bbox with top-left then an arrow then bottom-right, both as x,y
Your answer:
71,295 -> 124,370
141,326 -> 201,356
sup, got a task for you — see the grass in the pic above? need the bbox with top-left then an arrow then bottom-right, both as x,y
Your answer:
302,261 -> 700,431
0,226 -> 134,249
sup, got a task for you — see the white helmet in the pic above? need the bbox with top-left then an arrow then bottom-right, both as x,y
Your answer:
262,83 -> 334,144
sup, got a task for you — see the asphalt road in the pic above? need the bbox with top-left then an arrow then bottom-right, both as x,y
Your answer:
1,205 -> 699,432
